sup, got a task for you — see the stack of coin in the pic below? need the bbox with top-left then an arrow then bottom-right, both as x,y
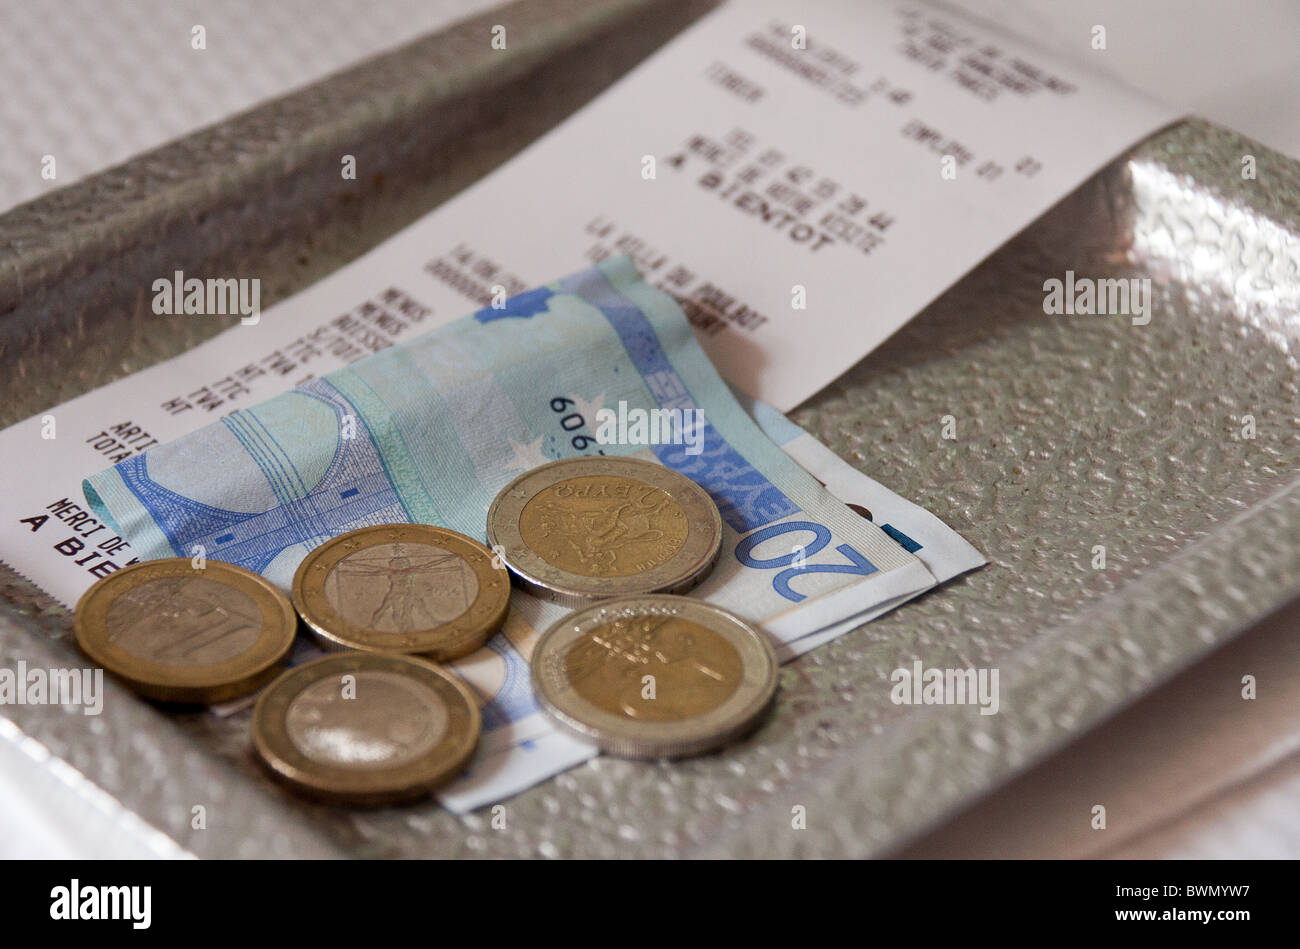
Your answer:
73,456 -> 771,803
71,525 -> 498,805
487,457 -> 778,759
486,456 -> 723,607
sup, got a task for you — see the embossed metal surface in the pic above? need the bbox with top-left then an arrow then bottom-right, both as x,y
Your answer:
1,0 -> 1298,857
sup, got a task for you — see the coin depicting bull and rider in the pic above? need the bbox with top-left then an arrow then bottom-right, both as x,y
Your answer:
486,456 -> 723,607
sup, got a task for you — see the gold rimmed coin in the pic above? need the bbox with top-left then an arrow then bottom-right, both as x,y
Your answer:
531,594 -> 777,759
252,652 -> 480,805
73,558 -> 297,704
486,456 -> 723,607
291,524 -> 508,662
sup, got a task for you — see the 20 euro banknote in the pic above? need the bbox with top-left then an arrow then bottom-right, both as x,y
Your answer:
79,256 -> 980,807
83,256 -> 935,639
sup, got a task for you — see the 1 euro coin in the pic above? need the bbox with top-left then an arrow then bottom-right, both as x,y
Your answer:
252,652 -> 480,805
73,558 -> 297,704
292,524 -> 509,662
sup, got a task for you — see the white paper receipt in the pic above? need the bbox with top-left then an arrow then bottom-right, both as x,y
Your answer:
412,0 -> 1177,409
0,0 -> 1175,610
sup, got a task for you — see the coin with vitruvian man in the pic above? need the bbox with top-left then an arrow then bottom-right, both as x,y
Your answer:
73,558 -> 297,703
292,524 -> 509,661
531,595 -> 777,758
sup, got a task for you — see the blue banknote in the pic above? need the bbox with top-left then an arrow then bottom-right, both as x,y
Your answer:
86,256 -> 933,738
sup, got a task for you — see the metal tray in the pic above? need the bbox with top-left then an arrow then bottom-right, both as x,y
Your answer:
2,0 -> 1298,858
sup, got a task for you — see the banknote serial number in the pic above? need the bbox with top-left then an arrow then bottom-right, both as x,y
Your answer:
550,398 -> 606,455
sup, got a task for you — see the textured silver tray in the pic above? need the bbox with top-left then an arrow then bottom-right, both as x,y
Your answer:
1,0 -> 1298,858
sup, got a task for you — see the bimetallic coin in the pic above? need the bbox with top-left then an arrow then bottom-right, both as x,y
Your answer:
486,457 -> 723,606
252,653 -> 480,805
292,524 -> 509,662
73,558 -> 297,704
531,595 -> 777,758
